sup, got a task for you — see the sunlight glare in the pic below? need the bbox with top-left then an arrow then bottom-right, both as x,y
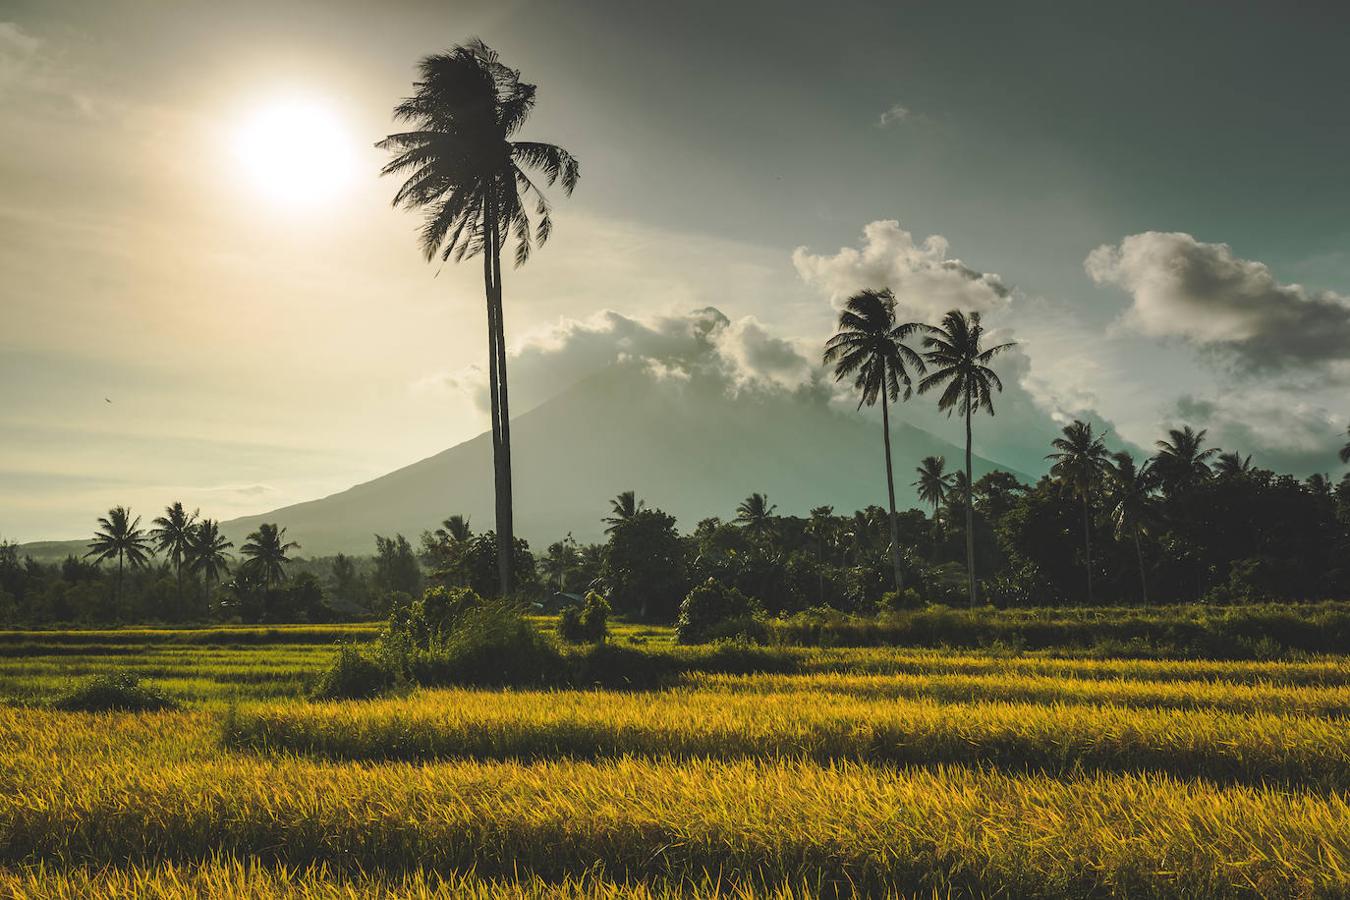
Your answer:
232,96 -> 357,208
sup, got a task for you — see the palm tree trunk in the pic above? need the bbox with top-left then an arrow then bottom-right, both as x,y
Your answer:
115,551 -> 123,611
175,559 -> 182,620
489,205 -> 515,597
1134,530 -> 1149,604
1082,496 -> 1094,605
964,393 -> 976,607
481,197 -> 510,598
880,387 -> 903,593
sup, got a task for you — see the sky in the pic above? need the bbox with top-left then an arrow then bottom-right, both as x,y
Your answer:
3,0 -> 1350,541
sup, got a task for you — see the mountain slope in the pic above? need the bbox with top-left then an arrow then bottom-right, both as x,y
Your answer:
213,364 -> 1028,555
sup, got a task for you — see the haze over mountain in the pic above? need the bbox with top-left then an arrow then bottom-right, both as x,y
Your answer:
217,360 -> 1024,555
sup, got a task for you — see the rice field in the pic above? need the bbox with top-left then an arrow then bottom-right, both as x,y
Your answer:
1,624 -> 1348,897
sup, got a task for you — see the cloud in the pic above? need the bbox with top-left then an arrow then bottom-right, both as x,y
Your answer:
1086,231 -> 1350,373
422,307 -> 821,416
877,103 -> 910,127
792,220 -> 1010,321
0,21 -> 41,90
1163,391 -> 1344,475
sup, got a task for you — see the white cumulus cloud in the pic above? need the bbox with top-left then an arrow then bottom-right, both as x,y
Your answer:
792,220 -> 1010,321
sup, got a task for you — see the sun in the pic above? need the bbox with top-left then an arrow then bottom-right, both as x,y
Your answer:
232,96 -> 356,208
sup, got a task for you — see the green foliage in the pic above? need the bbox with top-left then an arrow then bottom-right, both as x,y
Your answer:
311,645 -> 389,700
372,534 -> 422,597
602,509 -> 687,620
675,578 -> 763,645
53,670 -> 178,712
557,591 -> 610,644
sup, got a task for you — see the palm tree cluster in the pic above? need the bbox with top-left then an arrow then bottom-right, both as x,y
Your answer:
83,503 -> 297,614
826,294 -> 1014,606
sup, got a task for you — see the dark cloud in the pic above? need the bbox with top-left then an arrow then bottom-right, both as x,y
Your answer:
1087,231 -> 1350,373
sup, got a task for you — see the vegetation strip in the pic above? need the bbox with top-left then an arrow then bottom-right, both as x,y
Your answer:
223,689 -> 1350,789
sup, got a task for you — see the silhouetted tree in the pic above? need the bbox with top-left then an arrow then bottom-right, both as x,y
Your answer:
734,493 -> 777,541
913,455 -> 953,530
1109,452 -> 1158,603
806,505 -> 834,605
1154,426 -> 1218,495
542,533 -> 580,592
604,491 -> 646,534
1215,451 -> 1254,479
186,518 -> 232,589
1047,420 -> 1111,604
240,524 -> 299,590
150,502 -> 197,617
379,40 -> 579,597
85,506 -> 153,612
1340,426 -> 1350,465
824,288 -> 926,593
919,310 -> 1015,606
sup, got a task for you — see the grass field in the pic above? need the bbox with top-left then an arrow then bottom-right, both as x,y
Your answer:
1,621 -> 1347,897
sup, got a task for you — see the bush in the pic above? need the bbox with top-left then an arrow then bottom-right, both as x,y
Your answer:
567,642 -> 681,690
676,579 -> 763,645
311,645 -> 390,700
558,591 -> 611,644
54,671 -> 179,712
410,600 -> 566,688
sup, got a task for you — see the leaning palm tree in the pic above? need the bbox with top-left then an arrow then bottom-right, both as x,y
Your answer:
919,310 -> 1015,606
239,523 -> 300,590
1214,451 -> 1253,479
150,502 -> 197,615
378,40 -> 579,597
85,506 -> 153,610
1109,452 -> 1159,604
913,455 -> 953,526
1046,420 -> 1112,604
824,288 -> 927,591
735,493 -> 777,542
187,518 -> 233,588
1153,426 -> 1218,495
604,491 -> 646,534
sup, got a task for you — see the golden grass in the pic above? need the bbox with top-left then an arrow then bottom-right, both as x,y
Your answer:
1,709 -> 1347,898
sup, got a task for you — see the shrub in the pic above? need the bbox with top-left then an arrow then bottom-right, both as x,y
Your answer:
567,641 -> 681,690
676,579 -> 763,645
53,671 -> 179,712
311,645 -> 390,700
558,591 -> 611,644
410,600 -> 565,688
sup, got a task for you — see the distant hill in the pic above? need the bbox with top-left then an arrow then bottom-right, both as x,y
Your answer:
23,364 -> 1028,560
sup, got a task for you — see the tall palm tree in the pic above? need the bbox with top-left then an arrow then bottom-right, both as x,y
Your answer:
1153,426 -> 1218,495
735,492 -> 777,541
239,523 -> 300,590
823,288 -> 927,592
150,502 -> 197,615
1214,451 -> 1253,478
1046,420 -> 1112,604
919,310 -> 1015,606
1109,452 -> 1159,604
913,455 -> 953,526
604,491 -> 646,534
378,40 -> 579,597
187,518 -> 233,588
85,506 -> 153,610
